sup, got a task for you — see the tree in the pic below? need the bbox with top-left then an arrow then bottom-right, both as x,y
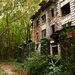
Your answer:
0,0 -> 42,59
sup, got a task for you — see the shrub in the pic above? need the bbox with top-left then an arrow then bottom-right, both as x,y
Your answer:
24,55 -> 49,75
59,28 -> 75,74
23,55 -> 65,75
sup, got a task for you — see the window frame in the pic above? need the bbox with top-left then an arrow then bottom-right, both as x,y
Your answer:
41,14 -> 46,24
61,2 -> 70,17
42,29 -> 46,38
51,8 -> 55,18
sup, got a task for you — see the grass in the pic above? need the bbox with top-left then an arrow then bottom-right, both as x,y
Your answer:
11,62 -> 24,71
0,71 -> 8,75
12,73 -> 18,75
0,66 -> 4,69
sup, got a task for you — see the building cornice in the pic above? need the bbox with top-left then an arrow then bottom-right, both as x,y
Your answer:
31,0 -> 56,20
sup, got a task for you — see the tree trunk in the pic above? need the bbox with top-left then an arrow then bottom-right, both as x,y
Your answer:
29,25 -> 31,41
6,15 -> 11,58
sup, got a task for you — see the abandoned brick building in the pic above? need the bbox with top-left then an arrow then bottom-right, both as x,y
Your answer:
31,0 -> 75,56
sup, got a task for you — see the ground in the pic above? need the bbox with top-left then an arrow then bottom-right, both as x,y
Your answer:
0,62 -> 28,75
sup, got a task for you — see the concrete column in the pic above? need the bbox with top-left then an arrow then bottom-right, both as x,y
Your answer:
50,44 -> 53,55
58,43 -> 61,56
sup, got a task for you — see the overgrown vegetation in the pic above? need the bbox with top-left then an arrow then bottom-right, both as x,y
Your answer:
14,28 -> 75,75
0,0 -> 42,60
40,38 -> 50,55
16,55 -> 69,75
26,42 -> 35,57
0,0 -> 75,75
59,28 -> 75,74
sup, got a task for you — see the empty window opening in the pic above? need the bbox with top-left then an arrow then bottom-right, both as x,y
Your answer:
41,14 -> 46,24
51,8 -> 54,17
36,20 -> 39,27
52,46 -> 58,55
68,22 -> 71,26
62,24 -> 66,28
62,22 -> 72,28
36,32 -> 38,40
42,29 -> 46,38
61,3 -> 70,17
52,25 -> 55,33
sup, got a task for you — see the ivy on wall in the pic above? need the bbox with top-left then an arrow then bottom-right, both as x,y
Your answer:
26,42 -> 35,57
40,38 -> 50,55
59,28 -> 75,59
59,28 -> 75,73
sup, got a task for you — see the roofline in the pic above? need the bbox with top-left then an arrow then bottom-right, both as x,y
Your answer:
31,0 -> 56,20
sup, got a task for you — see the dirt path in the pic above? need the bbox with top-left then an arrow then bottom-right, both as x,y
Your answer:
0,62 -> 28,75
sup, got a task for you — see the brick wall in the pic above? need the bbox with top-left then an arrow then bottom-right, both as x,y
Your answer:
32,0 -> 75,41
33,19 -> 41,42
57,0 -> 75,30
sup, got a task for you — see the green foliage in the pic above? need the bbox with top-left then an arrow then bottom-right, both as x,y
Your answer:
26,42 -> 35,57
12,73 -> 18,75
59,28 -> 75,59
24,55 -> 49,75
11,62 -> 24,71
10,58 -> 17,62
59,28 -> 75,74
0,0 -> 42,60
0,71 -> 8,75
23,55 -> 65,75
48,55 -> 61,61
0,66 -> 4,70
40,38 -> 50,55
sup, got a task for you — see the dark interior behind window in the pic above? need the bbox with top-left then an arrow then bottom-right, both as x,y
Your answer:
42,29 -> 46,38
52,46 -> 58,55
41,14 -> 46,24
61,3 -> 70,17
52,25 -> 55,33
51,8 -> 54,17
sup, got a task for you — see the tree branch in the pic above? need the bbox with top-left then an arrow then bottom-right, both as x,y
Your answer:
0,26 -> 9,37
9,13 -> 25,23
0,0 -> 17,37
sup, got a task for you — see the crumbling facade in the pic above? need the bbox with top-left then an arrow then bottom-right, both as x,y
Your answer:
32,0 -> 75,56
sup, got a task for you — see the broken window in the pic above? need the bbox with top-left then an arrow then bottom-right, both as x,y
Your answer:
52,24 -> 55,33
51,8 -> 54,17
42,29 -> 46,38
52,46 -> 58,55
61,3 -> 70,17
41,14 -> 46,24
36,20 -> 39,27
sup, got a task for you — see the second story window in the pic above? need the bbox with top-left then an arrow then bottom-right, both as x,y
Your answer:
52,25 -> 55,33
61,3 -> 70,17
41,14 -> 46,24
42,29 -> 46,38
36,20 -> 39,27
36,32 -> 38,40
51,8 -> 54,17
